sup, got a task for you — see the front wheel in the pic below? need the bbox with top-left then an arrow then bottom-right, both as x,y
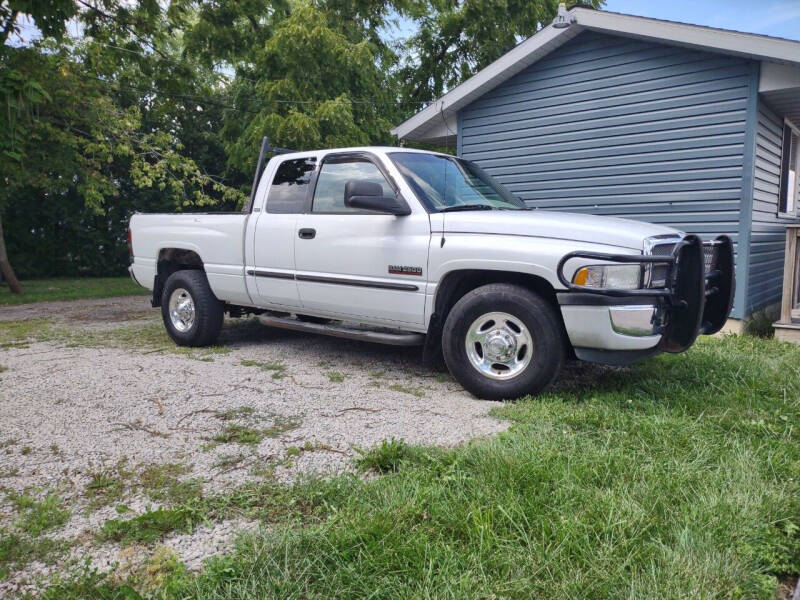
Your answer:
442,283 -> 565,400
161,270 -> 224,347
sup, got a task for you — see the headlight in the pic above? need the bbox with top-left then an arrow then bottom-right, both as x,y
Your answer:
572,264 -> 642,290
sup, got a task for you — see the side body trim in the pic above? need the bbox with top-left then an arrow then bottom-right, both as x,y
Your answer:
246,269 -> 419,292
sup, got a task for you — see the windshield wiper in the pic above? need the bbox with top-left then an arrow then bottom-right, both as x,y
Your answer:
438,204 -> 495,213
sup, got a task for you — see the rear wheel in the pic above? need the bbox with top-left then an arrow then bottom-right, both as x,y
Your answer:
161,270 -> 224,347
442,283 -> 565,400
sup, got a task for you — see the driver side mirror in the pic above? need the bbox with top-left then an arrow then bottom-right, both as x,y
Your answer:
344,180 -> 411,216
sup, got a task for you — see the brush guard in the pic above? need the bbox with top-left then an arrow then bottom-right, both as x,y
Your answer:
556,235 -> 735,353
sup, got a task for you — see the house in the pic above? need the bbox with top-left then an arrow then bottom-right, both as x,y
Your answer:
392,6 -> 800,328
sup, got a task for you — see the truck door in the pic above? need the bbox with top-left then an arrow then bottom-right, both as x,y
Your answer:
250,156 -> 316,308
294,152 -> 430,326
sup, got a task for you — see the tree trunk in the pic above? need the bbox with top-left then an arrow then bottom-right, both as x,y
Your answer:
0,213 -> 22,294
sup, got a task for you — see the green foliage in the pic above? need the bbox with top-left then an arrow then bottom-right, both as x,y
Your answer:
398,0 -> 604,104
0,0 -> 609,281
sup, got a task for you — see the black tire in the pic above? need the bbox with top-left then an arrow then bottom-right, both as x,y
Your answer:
442,283 -> 565,401
161,270 -> 224,347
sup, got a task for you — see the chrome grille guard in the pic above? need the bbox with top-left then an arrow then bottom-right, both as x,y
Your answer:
556,235 -> 735,351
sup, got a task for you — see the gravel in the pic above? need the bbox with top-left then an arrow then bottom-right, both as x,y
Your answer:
0,295 -> 507,595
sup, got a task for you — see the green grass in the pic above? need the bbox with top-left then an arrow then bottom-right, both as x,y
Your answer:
99,507 -> 199,545
213,424 -> 267,446
138,463 -> 203,505
30,336 -> 800,597
355,438 -> 414,474
326,371 -> 346,383
240,359 -> 287,379
0,528 -> 67,581
0,316 -> 231,360
7,491 -> 70,537
0,276 -> 147,305
0,491 -> 72,580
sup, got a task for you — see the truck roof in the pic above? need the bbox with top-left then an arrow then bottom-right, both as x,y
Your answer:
271,146 -> 448,161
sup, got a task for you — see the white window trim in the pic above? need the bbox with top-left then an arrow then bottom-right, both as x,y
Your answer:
779,117 -> 800,218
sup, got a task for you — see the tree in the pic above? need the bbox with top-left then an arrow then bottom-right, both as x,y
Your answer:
1,0 -> 81,292
398,0 -> 603,105
1,1 -> 244,291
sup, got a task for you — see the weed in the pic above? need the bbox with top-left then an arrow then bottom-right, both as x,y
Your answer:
8,491 -> 70,536
85,460 -> 131,509
263,415 -> 303,438
138,546 -> 189,592
213,453 -> 247,471
355,438 -> 411,474
99,507 -> 198,545
139,463 -> 202,505
240,359 -> 287,379
745,306 -> 780,338
0,528 -> 68,581
217,406 -> 256,421
388,383 -> 425,397
50,443 -> 60,454
0,365 -> 7,373
327,371 -> 346,383
213,424 -> 265,445
20,446 -> 31,456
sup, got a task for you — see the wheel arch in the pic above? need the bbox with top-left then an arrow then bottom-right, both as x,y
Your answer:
152,247 -> 205,307
423,268 -> 569,367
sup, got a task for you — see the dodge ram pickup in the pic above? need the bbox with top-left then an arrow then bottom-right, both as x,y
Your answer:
128,144 -> 735,400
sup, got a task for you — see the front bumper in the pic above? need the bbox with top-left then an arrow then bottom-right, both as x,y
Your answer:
556,235 -> 735,365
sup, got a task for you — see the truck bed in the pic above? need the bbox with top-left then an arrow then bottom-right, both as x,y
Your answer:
129,212 -> 252,305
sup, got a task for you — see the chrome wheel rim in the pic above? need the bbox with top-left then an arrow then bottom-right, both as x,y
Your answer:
168,288 -> 195,332
465,311 -> 533,380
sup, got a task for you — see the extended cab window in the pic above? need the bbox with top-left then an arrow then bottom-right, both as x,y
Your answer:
312,158 -> 392,213
266,157 -> 316,214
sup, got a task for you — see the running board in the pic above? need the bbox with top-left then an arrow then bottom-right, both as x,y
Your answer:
258,315 -> 425,346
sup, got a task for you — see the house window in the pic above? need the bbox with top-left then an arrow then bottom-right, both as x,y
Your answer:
779,120 -> 799,216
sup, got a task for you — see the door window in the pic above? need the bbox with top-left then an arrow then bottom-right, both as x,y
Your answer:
266,157 -> 316,214
312,159 -> 392,213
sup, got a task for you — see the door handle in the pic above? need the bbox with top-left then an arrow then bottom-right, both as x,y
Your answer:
298,228 -> 316,240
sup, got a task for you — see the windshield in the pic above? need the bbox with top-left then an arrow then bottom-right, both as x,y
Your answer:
388,152 -> 527,212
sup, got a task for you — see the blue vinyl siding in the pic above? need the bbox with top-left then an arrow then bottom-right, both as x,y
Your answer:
458,30 -> 757,316
748,101 -> 800,312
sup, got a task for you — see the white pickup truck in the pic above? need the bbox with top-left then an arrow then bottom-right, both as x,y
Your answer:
128,145 -> 735,400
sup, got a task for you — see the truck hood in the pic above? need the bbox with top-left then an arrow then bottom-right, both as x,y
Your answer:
435,210 -> 680,251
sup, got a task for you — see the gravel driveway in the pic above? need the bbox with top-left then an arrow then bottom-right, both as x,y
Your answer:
0,295 -> 507,595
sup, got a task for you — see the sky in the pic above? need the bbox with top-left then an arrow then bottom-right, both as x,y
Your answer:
602,0 -> 800,41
